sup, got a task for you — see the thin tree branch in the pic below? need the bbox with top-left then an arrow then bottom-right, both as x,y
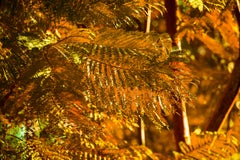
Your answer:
206,54 -> 240,131
209,88 -> 240,149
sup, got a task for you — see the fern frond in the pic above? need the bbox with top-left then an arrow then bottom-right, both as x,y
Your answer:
93,29 -> 171,61
39,0 -> 148,29
46,29 -> 193,130
49,42 -> 171,126
174,131 -> 239,159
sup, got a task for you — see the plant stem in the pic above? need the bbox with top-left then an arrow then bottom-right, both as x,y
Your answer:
165,0 -> 191,150
139,5 -> 152,146
236,0 -> 240,13
140,115 -> 145,145
173,105 -> 184,151
146,5 -> 152,33
206,57 -> 240,131
182,100 -> 191,145
209,88 -> 240,149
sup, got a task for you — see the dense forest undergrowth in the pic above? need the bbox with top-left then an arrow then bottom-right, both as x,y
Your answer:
0,0 -> 239,159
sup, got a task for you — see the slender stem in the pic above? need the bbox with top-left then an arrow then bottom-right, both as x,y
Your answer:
146,5 -> 152,33
206,57 -> 240,131
236,0 -> 240,13
139,5 -> 152,146
182,100 -> 191,145
206,0 -> 240,132
217,89 -> 240,132
209,88 -> 240,149
140,116 -> 146,145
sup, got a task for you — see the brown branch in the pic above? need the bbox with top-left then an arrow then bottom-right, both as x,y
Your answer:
164,0 -> 187,151
206,56 -> 240,131
173,105 -> 185,151
164,0 -> 177,44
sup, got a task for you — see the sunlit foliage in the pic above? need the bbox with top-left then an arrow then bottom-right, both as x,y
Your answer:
0,0 -> 239,159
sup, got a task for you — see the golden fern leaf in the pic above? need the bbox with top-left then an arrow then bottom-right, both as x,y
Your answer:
174,130 -> 239,159
49,43 -> 169,128
93,28 -> 171,62
0,42 -> 30,84
47,29 -> 193,130
37,0 -> 148,30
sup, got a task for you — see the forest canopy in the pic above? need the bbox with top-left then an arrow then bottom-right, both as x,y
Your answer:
0,0 -> 239,159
